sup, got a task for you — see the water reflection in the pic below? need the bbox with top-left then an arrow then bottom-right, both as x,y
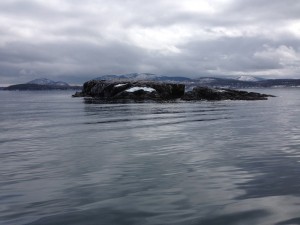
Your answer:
1,89 -> 300,225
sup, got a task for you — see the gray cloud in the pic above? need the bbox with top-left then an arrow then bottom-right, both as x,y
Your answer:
1,0 -> 300,85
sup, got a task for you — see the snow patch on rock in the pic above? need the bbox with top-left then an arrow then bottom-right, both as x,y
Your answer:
115,84 -> 126,87
125,87 -> 156,92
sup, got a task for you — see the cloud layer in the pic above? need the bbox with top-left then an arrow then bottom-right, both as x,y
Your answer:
1,0 -> 300,84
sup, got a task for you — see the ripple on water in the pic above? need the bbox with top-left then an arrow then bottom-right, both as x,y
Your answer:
1,90 -> 300,225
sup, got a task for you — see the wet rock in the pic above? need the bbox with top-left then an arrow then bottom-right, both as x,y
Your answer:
182,87 -> 275,101
72,91 -> 84,97
74,80 -> 185,101
73,80 -> 275,102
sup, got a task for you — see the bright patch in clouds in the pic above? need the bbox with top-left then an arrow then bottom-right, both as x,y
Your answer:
179,0 -> 215,13
128,25 -> 192,54
288,21 -> 300,37
255,45 -> 300,67
175,0 -> 232,14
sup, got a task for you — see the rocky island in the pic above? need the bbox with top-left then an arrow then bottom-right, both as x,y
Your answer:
73,80 -> 274,102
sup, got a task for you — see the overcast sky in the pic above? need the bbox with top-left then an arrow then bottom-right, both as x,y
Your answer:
1,0 -> 300,84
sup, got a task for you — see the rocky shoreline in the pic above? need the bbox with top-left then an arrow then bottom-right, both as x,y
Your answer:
73,80 -> 274,102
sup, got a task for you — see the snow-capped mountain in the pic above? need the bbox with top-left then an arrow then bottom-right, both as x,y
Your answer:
4,78 -> 81,90
95,73 -> 192,82
27,78 -> 69,86
126,73 -> 160,80
234,75 -> 263,82
91,73 -> 300,88
96,73 -> 160,81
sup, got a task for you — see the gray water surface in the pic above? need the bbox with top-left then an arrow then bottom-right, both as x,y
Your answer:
1,89 -> 300,225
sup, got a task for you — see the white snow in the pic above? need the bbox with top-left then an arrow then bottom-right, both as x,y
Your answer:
125,87 -> 156,92
215,89 -> 227,93
115,84 -> 126,87
236,76 -> 259,82
28,78 -> 54,85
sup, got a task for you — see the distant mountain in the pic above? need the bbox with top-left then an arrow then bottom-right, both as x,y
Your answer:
4,78 -> 81,91
3,75 -> 299,91
27,78 -> 69,86
154,76 -> 192,82
93,73 -> 300,88
194,77 -> 300,88
190,77 -> 257,89
96,73 -> 160,81
95,73 -> 192,83
234,75 -> 264,82
195,77 -> 300,88
95,73 -> 258,88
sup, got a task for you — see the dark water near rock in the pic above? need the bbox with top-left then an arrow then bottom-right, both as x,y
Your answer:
1,89 -> 300,225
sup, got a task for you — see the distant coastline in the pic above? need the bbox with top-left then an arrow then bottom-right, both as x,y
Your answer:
2,74 -> 300,91
2,78 -> 82,91
3,83 -> 82,91
92,73 -> 300,88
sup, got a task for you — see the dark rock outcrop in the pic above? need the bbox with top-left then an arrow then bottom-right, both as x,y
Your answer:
73,80 -> 274,102
182,87 -> 274,101
74,80 -> 185,101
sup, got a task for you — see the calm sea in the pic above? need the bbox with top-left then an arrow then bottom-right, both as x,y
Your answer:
1,89 -> 300,225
